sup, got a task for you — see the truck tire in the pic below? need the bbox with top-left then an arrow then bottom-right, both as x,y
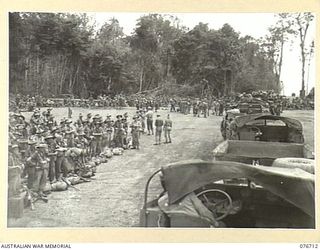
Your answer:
272,158 -> 314,174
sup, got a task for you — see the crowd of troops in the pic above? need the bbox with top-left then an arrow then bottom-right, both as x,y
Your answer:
169,98 -> 213,118
10,88 -> 314,116
8,106 -> 173,200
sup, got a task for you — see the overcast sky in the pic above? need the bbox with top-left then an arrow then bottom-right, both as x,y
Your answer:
91,12 -> 316,96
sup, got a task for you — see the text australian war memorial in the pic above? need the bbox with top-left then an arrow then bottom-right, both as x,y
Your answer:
7,12 -> 315,228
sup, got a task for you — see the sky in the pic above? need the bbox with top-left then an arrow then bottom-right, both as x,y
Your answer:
91,12 -> 316,96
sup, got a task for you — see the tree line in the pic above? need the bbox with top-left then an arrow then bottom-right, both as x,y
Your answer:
9,12 -> 314,98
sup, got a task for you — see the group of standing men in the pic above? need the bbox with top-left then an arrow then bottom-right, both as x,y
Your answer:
145,107 -> 172,145
169,98 -> 211,118
8,106 -> 174,199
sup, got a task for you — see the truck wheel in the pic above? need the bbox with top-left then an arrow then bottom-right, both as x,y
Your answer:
272,158 -> 314,174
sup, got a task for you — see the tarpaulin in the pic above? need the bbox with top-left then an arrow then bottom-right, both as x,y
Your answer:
162,160 -> 314,217
233,114 -> 303,131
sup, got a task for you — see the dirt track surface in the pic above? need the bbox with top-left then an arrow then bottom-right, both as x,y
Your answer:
7,108 -> 314,227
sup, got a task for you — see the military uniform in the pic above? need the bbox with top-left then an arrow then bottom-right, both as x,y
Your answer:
154,115 -> 164,145
104,116 -> 113,148
29,144 -> 49,196
91,122 -> 103,156
8,144 -> 24,197
74,133 -> 88,150
113,115 -> 123,148
68,106 -> 72,118
130,118 -> 140,149
164,116 -> 172,143
65,120 -> 75,148
139,111 -> 145,134
146,109 -> 154,135
193,102 -> 198,117
202,101 -> 208,118
122,118 -> 129,148
44,134 -> 57,183
25,140 -> 37,189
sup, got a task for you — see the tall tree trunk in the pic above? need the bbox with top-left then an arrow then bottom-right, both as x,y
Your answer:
70,63 -> 80,93
300,44 -> 305,98
36,53 -> 40,95
139,67 -> 143,92
296,14 -> 310,98
277,34 -> 284,92
24,57 -> 29,93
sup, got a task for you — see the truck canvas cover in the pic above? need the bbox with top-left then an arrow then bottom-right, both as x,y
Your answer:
161,160 -> 314,217
233,114 -> 303,131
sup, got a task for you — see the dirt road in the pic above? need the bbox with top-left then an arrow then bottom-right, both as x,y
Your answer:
7,109 -> 314,227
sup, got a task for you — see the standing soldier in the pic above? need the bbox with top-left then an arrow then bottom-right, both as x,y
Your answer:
75,119 -> 84,135
113,115 -> 122,147
55,147 -> 67,181
77,113 -> 84,126
202,101 -> 208,118
105,115 -> 113,148
91,118 -> 103,156
170,98 -> 175,112
212,100 -> 217,115
54,126 -> 66,147
25,139 -> 37,190
154,100 -> 160,112
164,114 -> 172,143
122,116 -> 129,148
15,114 -> 29,139
68,106 -> 72,119
229,118 -> 239,140
130,116 -> 140,149
219,101 -> 224,116
9,144 -> 24,166
30,110 -> 41,128
35,128 -> 45,144
198,101 -> 203,117
101,120 -> 108,149
193,101 -> 198,117
83,120 -> 91,140
187,99 -> 192,114
275,102 -> 281,116
117,123 -> 126,148
29,144 -> 49,197
65,119 -> 75,148
146,107 -> 154,135
44,133 -> 57,183
139,109 -> 146,135
154,114 -> 164,145
59,118 -> 67,135
269,101 -> 275,115
74,128 -> 87,149
8,144 -> 24,197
